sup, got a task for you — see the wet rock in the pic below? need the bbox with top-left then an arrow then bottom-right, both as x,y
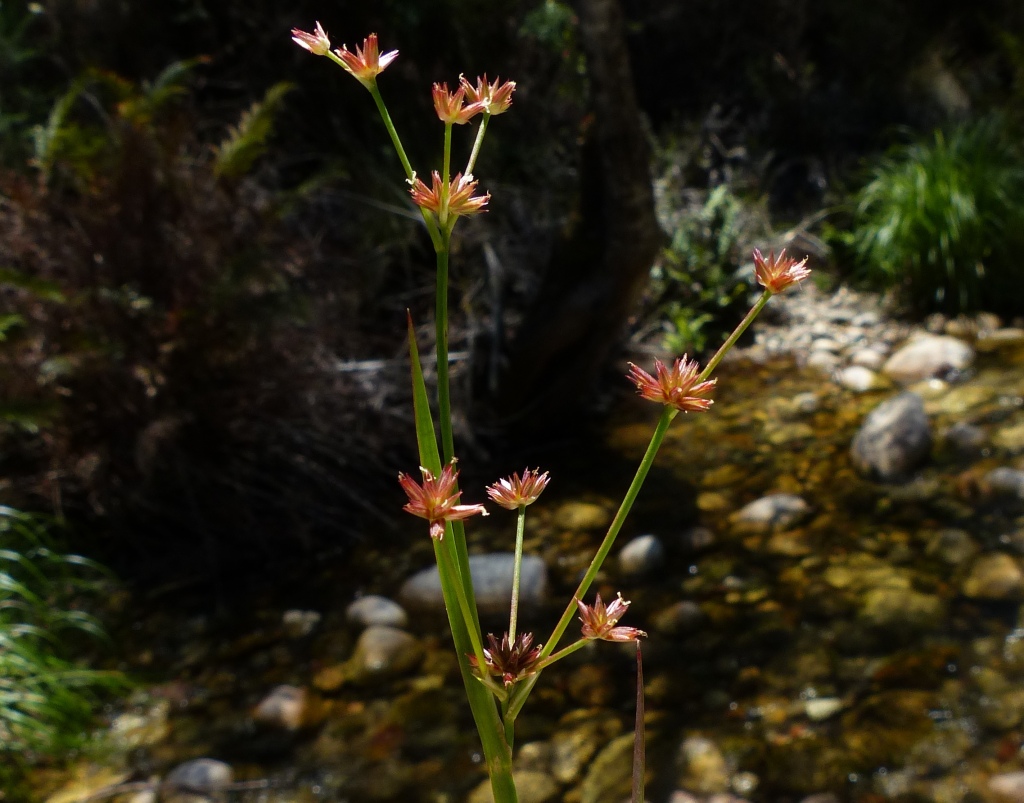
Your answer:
731,494 -> 810,533
347,625 -> 422,682
963,554 -> 1024,601
346,595 -> 408,629
467,770 -> 559,803
990,771 -> 1024,802
653,600 -> 706,634
731,771 -> 759,797
994,422 -> 1024,453
984,468 -> 1024,499
281,609 -> 320,638
858,587 -> 943,636
399,553 -> 548,614
550,711 -> 620,784
925,528 -> 979,565
619,534 -> 665,577
580,733 -> 635,803
791,392 -> 819,414
850,392 -> 932,481
108,700 -> 171,751
850,349 -> 885,370
882,334 -> 974,384
668,793 -> 701,803
977,327 -> 1024,352
807,351 -> 840,373
677,735 -> 730,794
252,685 -> 313,731
679,526 -> 716,553
835,365 -> 883,393
942,421 -> 987,455
804,698 -> 843,721
44,768 -> 132,803
552,501 -> 611,531
161,760 -> 232,803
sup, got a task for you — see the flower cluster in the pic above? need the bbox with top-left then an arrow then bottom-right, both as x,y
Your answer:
469,632 -> 543,687
577,593 -> 647,642
486,468 -> 550,510
398,460 -> 487,540
753,248 -> 811,294
291,27 -> 398,89
627,356 -> 716,413
408,172 -> 490,220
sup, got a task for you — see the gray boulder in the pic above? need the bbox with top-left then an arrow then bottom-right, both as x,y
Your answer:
399,553 -> 548,614
882,334 -> 974,384
850,392 -> 932,481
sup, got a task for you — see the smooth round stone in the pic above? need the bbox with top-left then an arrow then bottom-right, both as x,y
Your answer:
791,392 -> 819,414
731,494 -> 810,533
925,529 -> 979,565
281,609 -> 320,638
619,534 -> 665,577
252,685 -> 308,731
858,587 -> 943,634
806,351 -> 840,373
850,392 -> 932,481
850,348 -> 886,370
346,595 -> 409,629
882,334 -> 974,384
679,526 -> 716,553
943,422 -> 987,455
348,625 -> 422,681
400,553 -> 547,614
161,760 -> 232,802
994,422 -> 1024,453
653,600 -> 706,634
963,554 -> 1024,601
985,468 -> 1024,499
677,736 -> 730,794
551,501 -> 611,531
989,771 -> 1024,802
835,365 -> 883,393
977,327 -> 1024,352
804,697 -> 843,721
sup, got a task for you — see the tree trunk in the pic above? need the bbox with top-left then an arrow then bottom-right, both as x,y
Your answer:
490,0 -> 663,432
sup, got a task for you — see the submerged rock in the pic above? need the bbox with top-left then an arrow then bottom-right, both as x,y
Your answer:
850,392 -> 932,481
731,494 -> 810,533
963,554 -> 1024,601
252,685 -> 313,731
161,760 -> 232,803
467,770 -> 559,803
677,735 -> 730,794
399,553 -> 548,614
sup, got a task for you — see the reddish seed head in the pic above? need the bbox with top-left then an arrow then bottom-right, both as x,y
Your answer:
291,21 -> 331,56
576,593 -> 647,642
333,33 -> 398,88
398,459 -> 487,540
468,632 -> 543,687
752,248 -> 811,294
486,468 -> 550,510
432,82 -> 485,125
409,171 -> 490,220
460,74 -> 516,116
627,356 -> 716,413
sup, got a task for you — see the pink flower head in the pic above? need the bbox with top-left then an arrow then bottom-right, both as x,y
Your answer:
291,21 -> 331,56
398,460 -> 487,540
468,632 -> 543,687
577,593 -> 647,642
627,356 -> 716,413
432,82 -> 485,125
333,33 -> 398,89
486,468 -> 550,510
409,171 -> 490,220
459,74 -> 516,116
752,248 -> 811,294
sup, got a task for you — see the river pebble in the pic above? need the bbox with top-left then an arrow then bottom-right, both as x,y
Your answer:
962,554 -> 1024,601
882,334 -> 974,384
618,533 -> 665,577
252,685 -> 309,731
984,468 -> 1024,499
345,595 -> 408,629
989,771 -> 1024,802
850,392 -> 932,481
731,494 -> 810,533
677,736 -> 730,794
161,760 -> 232,803
399,553 -> 548,614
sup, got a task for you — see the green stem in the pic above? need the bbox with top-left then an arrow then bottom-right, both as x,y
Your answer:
466,114 -> 491,175
504,406 -> 677,721
699,289 -> 772,381
534,638 -> 590,671
436,532 -> 489,676
509,506 -> 527,641
435,246 -> 455,463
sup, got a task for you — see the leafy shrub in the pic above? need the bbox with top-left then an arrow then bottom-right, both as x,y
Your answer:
848,118 -> 1024,316
0,507 -> 123,791
647,185 -> 768,353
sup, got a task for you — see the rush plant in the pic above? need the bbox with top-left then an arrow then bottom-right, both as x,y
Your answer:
293,23 -> 810,803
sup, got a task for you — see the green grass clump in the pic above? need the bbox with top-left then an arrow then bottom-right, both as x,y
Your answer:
0,508 -> 123,784
850,118 -> 1024,316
